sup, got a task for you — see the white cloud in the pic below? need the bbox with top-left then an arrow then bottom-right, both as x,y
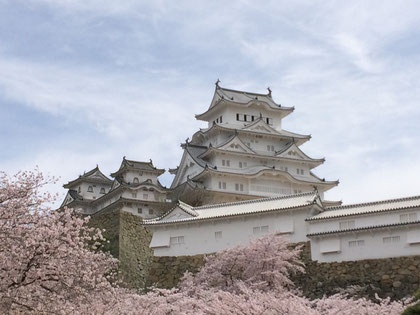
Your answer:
2,0 -> 420,207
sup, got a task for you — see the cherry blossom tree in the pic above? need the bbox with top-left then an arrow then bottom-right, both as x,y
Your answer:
0,170 -> 118,313
0,169 -> 409,314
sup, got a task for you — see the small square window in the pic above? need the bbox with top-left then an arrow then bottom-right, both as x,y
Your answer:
137,208 -> 142,214
215,231 -> 222,240
261,225 -> 269,233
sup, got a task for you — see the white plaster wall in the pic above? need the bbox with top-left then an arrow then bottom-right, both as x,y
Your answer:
207,171 -> 312,198
123,170 -> 159,185
78,182 -> 110,200
311,226 -> 420,262
308,208 -> 420,235
206,104 -> 284,130
150,207 -> 313,256
209,153 -> 311,181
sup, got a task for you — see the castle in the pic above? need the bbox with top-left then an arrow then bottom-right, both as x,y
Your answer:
61,83 -> 420,263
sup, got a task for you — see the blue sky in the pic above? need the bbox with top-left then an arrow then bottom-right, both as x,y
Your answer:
1,0 -> 420,205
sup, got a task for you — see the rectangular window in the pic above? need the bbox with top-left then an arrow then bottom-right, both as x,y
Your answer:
349,240 -> 365,248
251,115 -> 255,121
400,213 -> 417,223
149,209 -> 154,215
143,194 -> 148,199
266,118 -> 273,125
137,208 -> 142,214
240,184 -> 244,191
244,115 -> 248,122
132,193 -> 137,198
253,225 -> 269,235
339,220 -> 355,230
222,182 -> 226,189
239,162 -> 242,168
235,183 -> 239,191
170,236 -> 185,245
215,231 -> 222,240
383,236 -> 400,244
222,160 -> 226,166
237,114 -> 246,121
219,116 -> 223,123
226,160 -> 230,167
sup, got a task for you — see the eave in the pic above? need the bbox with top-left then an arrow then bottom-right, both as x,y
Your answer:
192,167 -> 338,190
307,220 -> 420,237
191,123 -> 310,146
195,98 -> 294,121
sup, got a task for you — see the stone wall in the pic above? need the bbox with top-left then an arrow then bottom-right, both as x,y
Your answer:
89,209 -> 154,289
295,242 -> 420,300
147,243 -> 420,300
147,255 -> 205,288
119,211 -> 154,289
88,211 -> 420,299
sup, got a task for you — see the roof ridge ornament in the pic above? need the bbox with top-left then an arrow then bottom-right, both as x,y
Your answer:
267,87 -> 272,97
215,79 -> 220,88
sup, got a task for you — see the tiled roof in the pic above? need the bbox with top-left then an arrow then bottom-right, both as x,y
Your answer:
196,85 -> 294,121
307,220 -> 420,237
63,166 -> 112,188
111,157 -> 164,177
190,123 -> 310,147
307,195 -> 420,221
211,86 -> 293,111
143,191 -> 320,225
192,166 -> 338,188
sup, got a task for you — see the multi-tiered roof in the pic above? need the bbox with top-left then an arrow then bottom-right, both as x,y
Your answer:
170,83 -> 339,205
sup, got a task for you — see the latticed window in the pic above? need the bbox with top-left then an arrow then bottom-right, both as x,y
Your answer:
170,236 -> 185,245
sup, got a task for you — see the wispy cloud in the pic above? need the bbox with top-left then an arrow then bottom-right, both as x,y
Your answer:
1,0 -> 420,206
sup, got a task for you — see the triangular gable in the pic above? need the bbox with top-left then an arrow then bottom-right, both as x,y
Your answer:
158,203 -> 198,223
110,179 -> 121,191
242,119 -> 280,135
216,135 -> 255,154
87,169 -> 110,181
61,191 -> 74,207
276,143 -> 316,161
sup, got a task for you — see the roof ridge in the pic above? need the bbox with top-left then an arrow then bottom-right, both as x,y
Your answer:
307,219 -> 420,237
327,194 -> 420,211
219,86 -> 270,97
193,191 -> 316,210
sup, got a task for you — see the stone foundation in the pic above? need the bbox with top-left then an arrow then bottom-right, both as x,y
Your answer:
147,243 -> 420,300
88,212 -> 420,299
89,210 -> 154,289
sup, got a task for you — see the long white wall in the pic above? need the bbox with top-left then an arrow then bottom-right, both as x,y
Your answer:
310,226 -> 420,262
149,207 -> 314,256
308,208 -> 420,235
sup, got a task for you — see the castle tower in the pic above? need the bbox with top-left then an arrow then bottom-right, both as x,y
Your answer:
170,83 -> 339,205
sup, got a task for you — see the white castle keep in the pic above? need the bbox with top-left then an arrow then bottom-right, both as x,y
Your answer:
62,83 -> 420,263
